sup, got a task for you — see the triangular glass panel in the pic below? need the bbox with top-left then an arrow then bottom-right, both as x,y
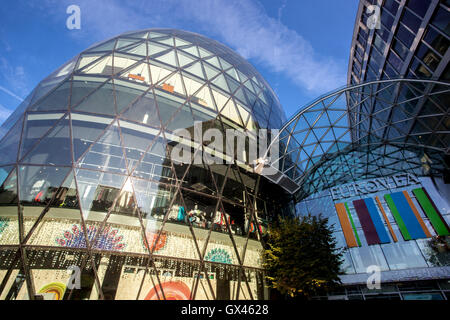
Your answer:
253,81 -> 263,96
175,38 -> 191,47
225,74 -> 240,93
153,89 -> 186,127
123,42 -> 147,56
243,79 -> 257,95
155,50 -> 177,67
198,47 -> 213,58
19,112 -> 65,160
243,87 -> 257,108
204,56 -> 221,69
71,113 -> 114,163
18,165 -> 71,240
211,74 -> 229,93
194,86 -> 214,110
0,116 -> 23,165
233,87 -> 248,105
149,31 -> 166,39
112,54 -> 141,74
184,62 -> 205,80
155,37 -> 174,47
86,39 -> 117,52
131,177 -> 162,221
75,168 -> 127,220
219,57 -> 232,71
203,63 -> 220,80
212,90 -> 230,112
95,176 -> 139,220
120,92 -> 161,126
21,115 -> 72,166
220,99 -> 243,126
114,80 -> 147,114
257,91 -> 267,105
118,118 -> 161,172
129,31 -> 149,39
148,42 -> 170,57
226,67 -> 240,82
72,81 -> 116,115
149,63 -> 174,85
76,53 -> 104,71
116,39 -> 140,51
164,103 -> 195,132
76,121 -> 128,174
79,55 -> 114,75
182,74 -> 203,96
236,103 -> 251,129
159,72 -> 186,96
177,51 -> 195,67
29,81 -> 71,112
182,46 -> 200,57
130,135 -> 174,182
120,61 -> 151,85
70,78 -> 107,109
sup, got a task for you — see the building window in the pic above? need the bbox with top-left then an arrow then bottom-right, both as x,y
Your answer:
396,23 -> 416,47
384,0 -> 400,16
431,5 -> 450,37
373,34 -> 386,53
392,38 -> 410,60
416,42 -> 441,71
422,26 -> 449,56
401,9 -> 422,33
381,9 -> 395,30
388,50 -> 403,72
406,0 -> 432,18
410,57 -> 433,78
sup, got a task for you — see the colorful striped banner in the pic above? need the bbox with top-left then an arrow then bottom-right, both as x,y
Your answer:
334,203 -> 358,248
385,192 -> 429,240
384,194 -> 411,240
364,198 -> 391,244
403,191 -> 432,238
353,199 -> 380,245
412,188 -> 450,236
344,202 -> 361,247
375,196 -> 398,242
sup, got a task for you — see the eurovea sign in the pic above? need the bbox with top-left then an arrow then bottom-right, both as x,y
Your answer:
330,173 -> 420,200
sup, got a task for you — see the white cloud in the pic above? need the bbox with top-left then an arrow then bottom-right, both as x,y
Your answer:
0,103 -> 13,123
173,0 -> 346,93
0,85 -> 24,102
43,0 -> 346,94
0,57 -> 28,98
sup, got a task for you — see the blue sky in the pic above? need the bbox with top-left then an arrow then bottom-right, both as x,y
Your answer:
0,0 -> 359,125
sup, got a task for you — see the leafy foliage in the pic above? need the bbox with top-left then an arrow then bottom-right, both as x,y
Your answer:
263,214 -> 343,299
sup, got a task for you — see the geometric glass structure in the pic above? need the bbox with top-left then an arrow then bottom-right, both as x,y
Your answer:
0,29 -> 291,300
262,78 -> 449,201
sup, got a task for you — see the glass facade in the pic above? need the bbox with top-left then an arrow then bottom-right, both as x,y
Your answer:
254,76 -> 449,300
349,0 -> 449,84
282,0 -> 450,299
0,29 -> 292,300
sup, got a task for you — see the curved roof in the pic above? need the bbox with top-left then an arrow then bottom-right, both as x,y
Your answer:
0,28 -> 286,140
260,78 -> 450,200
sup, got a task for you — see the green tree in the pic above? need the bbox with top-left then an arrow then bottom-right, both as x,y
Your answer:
263,214 -> 343,299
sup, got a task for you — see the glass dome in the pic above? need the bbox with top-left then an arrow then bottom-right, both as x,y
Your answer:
0,29 -> 291,300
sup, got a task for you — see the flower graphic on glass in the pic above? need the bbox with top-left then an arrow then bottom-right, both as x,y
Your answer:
56,224 -> 126,251
143,231 -> 167,252
204,248 -> 233,264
